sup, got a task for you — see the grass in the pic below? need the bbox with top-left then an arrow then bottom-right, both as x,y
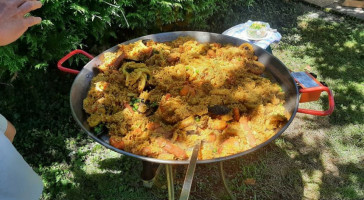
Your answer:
0,0 -> 363,199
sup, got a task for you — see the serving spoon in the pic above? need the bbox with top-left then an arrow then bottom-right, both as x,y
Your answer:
179,141 -> 201,200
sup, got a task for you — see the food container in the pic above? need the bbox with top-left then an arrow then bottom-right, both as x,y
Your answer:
57,31 -> 335,164
246,22 -> 269,39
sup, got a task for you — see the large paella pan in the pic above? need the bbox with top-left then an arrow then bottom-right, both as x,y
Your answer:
58,31 -> 334,165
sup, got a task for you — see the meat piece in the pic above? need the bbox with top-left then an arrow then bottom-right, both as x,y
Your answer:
157,96 -> 183,123
111,53 -> 126,68
218,137 -> 240,154
119,41 -> 153,61
109,136 -> 125,149
179,116 -> 195,129
265,114 -> 288,130
207,49 -> 216,58
209,119 -> 227,130
233,108 -> 240,122
156,137 -> 188,160
222,122 -> 240,137
167,53 -> 180,64
146,122 -> 161,131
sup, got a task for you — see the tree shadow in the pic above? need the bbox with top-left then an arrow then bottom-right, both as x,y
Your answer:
58,142 -> 304,200
211,0 -> 363,127
206,0 -> 313,34
0,68 -> 85,167
57,156 -> 168,200
283,113 -> 364,200
320,162 -> 364,200
188,143 -> 305,200
1,2 -> 362,199
279,13 -> 364,125
39,116 -> 362,200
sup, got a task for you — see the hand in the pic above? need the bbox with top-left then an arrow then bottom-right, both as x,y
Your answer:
0,0 -> 42,46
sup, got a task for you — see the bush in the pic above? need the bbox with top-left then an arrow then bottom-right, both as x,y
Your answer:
0,0 -> 254,79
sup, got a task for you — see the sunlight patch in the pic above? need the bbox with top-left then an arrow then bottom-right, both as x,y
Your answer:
343,41 -> 358,49
301,169 -> 323,200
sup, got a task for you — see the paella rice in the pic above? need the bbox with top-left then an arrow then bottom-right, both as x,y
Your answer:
83,37 -> 290,160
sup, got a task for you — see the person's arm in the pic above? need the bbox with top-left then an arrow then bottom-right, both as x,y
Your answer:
5,120 -> 16,142
0,114 -> 16,142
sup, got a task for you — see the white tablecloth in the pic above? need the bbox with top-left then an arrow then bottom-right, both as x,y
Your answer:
222,20 -> 282,49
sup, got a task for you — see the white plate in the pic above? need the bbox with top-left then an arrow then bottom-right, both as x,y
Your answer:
242,30 -> 272,41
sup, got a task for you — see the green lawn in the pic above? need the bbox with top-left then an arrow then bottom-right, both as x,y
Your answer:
0,1 -> 363,200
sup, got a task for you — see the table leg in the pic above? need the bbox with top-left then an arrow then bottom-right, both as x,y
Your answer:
266,45 -> 273,54
166,164 -> 175,200
219,162 -> 236,200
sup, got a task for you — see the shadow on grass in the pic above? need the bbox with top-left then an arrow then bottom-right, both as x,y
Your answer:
320,162 -> 364,200
8,65 -> 356,200
285,15 -> 364,125
272,8 -> 364,198
283,114 -> 364,200
212,143 -> 304,200
1,2 -> 362,199
56,142 -> 305,200
39,126 -> 363,200
60,156 -> 167,200
207,0 -> 312,34
0,69 -> 84,167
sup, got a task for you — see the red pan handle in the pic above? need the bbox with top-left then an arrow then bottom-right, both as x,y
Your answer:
57,49 -> 94,74
298,86 -> 335,116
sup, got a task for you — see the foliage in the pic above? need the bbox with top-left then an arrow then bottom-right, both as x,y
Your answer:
1,0 -> 363,199
0,0 -> 254,78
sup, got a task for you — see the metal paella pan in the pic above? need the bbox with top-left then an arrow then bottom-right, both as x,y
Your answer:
58,31 -> 334,165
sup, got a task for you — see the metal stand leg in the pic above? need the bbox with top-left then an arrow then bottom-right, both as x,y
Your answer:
141,161 -> 162,188
166,164 -> 175,200
219,162 -> 237,200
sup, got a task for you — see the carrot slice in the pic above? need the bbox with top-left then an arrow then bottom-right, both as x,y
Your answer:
123,102 -> 134,112
180,85 -> 190,96
156,137 -> 188,160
